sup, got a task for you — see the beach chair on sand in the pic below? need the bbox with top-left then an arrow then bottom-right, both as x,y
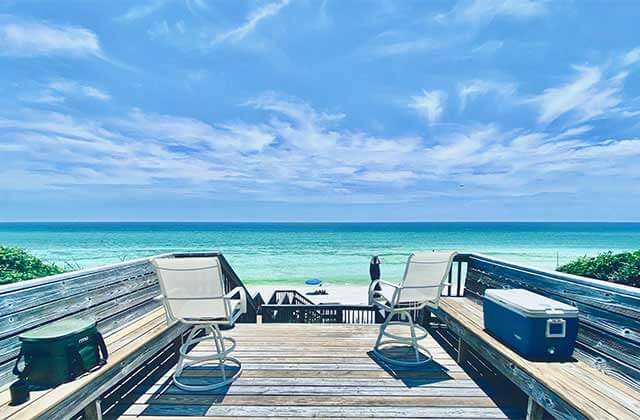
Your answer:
368,251 -> 457,366
151,256 -> 247,391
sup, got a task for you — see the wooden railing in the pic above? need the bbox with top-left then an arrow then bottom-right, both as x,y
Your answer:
268,289 -> 316,305
0,255 -> 163,391
462,253 -> 640,392
262,255 -> 471,325
262,304 -> 384,324
0,250 -> 257,391
443,254 -> 470,297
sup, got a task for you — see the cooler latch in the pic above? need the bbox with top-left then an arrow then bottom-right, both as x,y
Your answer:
546,318 -> 566,338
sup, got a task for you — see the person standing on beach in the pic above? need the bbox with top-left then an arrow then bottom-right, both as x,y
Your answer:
369,256 -> 382,293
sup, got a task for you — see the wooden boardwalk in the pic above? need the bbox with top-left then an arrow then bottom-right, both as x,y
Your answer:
103,324 -> 524,419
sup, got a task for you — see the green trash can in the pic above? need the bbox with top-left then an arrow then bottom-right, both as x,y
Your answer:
14,318 -> 108,388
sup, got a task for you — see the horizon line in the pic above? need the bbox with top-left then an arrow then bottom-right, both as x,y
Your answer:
1,220 -> 640,224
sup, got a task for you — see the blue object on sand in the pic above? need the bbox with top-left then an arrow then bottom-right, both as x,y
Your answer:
305,278 -> 322,286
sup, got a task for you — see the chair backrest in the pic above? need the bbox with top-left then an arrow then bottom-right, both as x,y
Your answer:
151,256 -> 229,322
397,251 -> 457,306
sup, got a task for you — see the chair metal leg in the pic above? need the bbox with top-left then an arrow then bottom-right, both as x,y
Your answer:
172,324 -> 242,391
373,309 -> 433,366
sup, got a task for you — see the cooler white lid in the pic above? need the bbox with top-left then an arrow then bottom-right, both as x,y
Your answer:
485,289 -> 578,317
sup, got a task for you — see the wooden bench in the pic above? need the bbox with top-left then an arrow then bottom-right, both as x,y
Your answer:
432,254 -> 640,420
0,251 -> 256,420
0,307 -> 187,420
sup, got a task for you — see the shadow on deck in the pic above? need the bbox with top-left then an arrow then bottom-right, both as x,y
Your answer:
101,324 -> 527,419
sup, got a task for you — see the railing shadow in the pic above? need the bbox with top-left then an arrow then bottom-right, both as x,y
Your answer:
428,326 -> 529,416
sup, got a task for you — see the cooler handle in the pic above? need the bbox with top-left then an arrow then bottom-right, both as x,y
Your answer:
546,318 -> 566,338
12,350 -> 30,379
96,332 -> 108,365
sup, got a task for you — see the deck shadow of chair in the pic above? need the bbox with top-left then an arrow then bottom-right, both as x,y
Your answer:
367,349 -> 454,387
369,251 -> 458,366
137,364 -> 240,417
151,255 -> 247,393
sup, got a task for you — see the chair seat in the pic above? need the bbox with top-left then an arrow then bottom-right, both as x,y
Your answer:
182,299 -> 242,322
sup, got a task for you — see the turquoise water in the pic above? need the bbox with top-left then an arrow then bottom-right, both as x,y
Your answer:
1,222 -> 639,286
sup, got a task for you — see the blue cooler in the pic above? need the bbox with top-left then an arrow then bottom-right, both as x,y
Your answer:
483,289 -> 579,361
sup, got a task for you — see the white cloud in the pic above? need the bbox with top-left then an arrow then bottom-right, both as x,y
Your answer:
117,0 -> 167,22
0,18 -> 102,58
458,80 -> 516,109
531,65 -> 624,124
118,108 -> 275,152
372,38 -> 436,57
456,0 -> 546,22
472,40 -> 504,54
408,90 -> 447,125
20,79 -> 111,103
49,80 -> 111,101
623,47 -> 640,66
212,0 -> 290,45
186,0 -> 210,14
2,94 -> 640,202
148,20 -> 187,40
435,0 -> 545,24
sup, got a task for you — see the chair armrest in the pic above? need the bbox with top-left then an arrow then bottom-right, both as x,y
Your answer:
368,280 -> 400,308
225,287 -> 247,315
378,280 -> 401,288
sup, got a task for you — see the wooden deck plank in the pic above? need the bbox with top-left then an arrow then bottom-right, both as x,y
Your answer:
180,369 -> 472,380
116,394 -> 500,407
106,324 -> 522,419
118,404 -> 516,418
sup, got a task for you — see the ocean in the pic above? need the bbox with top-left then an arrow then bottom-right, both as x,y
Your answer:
1,222 -> 638,286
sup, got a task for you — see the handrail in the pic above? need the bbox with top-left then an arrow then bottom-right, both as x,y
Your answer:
261,303 -> 384,324
467,253 -> 640,296
0,253 -> 172,294
268,289 -> 316,305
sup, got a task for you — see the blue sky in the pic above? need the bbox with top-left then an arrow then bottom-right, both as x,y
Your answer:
1,0 -> 639,221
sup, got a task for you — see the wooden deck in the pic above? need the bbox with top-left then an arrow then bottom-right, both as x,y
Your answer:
103,323 -> 524,419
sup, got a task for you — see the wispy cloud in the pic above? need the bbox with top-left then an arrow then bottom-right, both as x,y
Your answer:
49,80 -> 111,101
0,17 -> 103,58
436,0 -> 546,23
147,20 -> 186,40
472,40 -> 504,54
118,108 -> 275,152
19,79 -> 111,104
117,0 -> 167,23
212,0 -> 290,45
458,80 -> 516,109
531,65 -> 624,124
372,37 -> 436,57
408,90 -> 447,125
623,47 -> 640,66
2,93 -> 640,202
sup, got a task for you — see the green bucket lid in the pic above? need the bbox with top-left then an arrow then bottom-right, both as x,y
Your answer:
19,318 -> 96,342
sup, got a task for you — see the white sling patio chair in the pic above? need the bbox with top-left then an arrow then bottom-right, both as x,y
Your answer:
368,251 -> 457,366
151,256 -> 247,391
